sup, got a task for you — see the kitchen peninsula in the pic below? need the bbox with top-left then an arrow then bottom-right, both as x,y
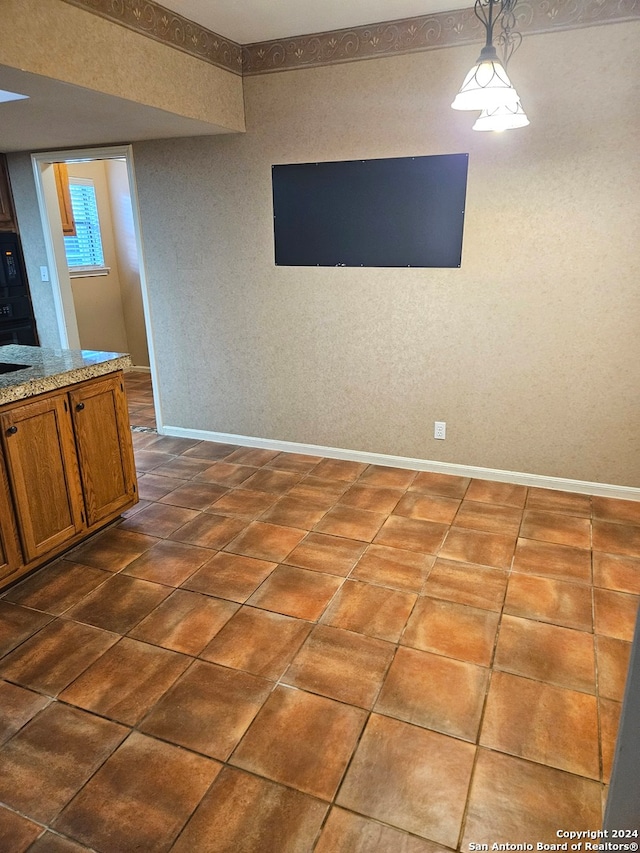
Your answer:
0,345 -> 138,590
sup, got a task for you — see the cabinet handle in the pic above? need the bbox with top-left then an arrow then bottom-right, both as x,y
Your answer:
6,425 -> 17,435
75,402 -> 85,412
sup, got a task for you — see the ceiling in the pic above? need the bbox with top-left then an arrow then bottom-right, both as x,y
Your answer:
163,0 -> 460,44
0,1 -> 460,154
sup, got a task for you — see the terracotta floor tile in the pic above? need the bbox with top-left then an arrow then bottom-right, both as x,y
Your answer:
593,520 -> 640,557
283,624 -> 395,708
144,435 -> 200,455
593,552 -> 640,594
172,766 -> 328,853
336,713 -> 475,847
225,447 -> 280,467
139,660 -> 272,760
480,671 -> 600,778
194,461 -> 258,487
225,521 -> 306,562
246,564 -> 342,620
66,528 -> 158,572
65,574 -> 171,634
315,807 -> 446,853
461,748 -> 602,847
0,602 -> 52,657
600,697 -> 622,783
183,551 -> 276,603
207,488 -> 279,519
393,492 -> 461,524
267,451 -> 323,474
201,606 -> 312,679
504,573 -> 593,631
526,488 -> 592,517
2,560 -> 110,616
402,597 -> 499,666
0,805 -> 42,852
230,684 -> 366,800
128,589 -> 238,655
120,498 -> 152,519
408,471 -> 470,499
439,527 -> 516,569
53,731 -> 220,853
0,703 -> 126,823
259,495 -> 328,529
312,458 -> 368,482
594,587 -> 639,640
284,532 -> 367,577
512,537 -> 592,583
0,619 -> 117,696
157,480 -> 227,510
422,559 -> 507,611
182,441 -> 239,461
338,483 -> 404,514
592,496 -> 640,526
494,615 -> 596,693
375,646 -> 488,741
596,635 -> 631,701
59,636 -> 190,725
119,503 -> 199,538
151,455 -> 216,480
241,468 -> 302,495
288,476 -> 350,504
315,505 -> 387,542
359,464 -> 416,489
133,449 -> 176,473
374,515 -> 449,554
25,831 -> 95,853
520,510 -> 591,549
351,543 -> 434,593
320,579 -> 416,642
0,681 -> 50,745
465,479 -> 527,507
137,473 -> 184,502
168,512 -> 247,550
122,539 -> 213,586
453,500 -> 523,537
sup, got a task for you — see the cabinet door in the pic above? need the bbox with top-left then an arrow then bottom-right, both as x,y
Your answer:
0,452 -> 22,581
0,155 -> 17,232
70,374 -> 137,526
1,395 -> 86,562
53,163 -> 76,236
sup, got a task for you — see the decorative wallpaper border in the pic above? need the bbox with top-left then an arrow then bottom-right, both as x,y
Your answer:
60,0 -> 243,75
61,0 -> 639,77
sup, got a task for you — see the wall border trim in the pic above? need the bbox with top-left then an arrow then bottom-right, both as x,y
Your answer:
161,425 -> 640,501
60,0 -> 639,76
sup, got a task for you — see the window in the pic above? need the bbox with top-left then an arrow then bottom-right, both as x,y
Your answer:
63,177 -> 108,275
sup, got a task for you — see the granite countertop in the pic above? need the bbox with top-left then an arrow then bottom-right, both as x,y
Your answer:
0,345 -> 132,406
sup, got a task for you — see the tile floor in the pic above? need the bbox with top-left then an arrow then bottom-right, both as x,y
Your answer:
124,370 -> 156,429
1,379 -> 639,851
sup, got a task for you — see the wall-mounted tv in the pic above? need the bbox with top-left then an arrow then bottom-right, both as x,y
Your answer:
272,153 -> 468,269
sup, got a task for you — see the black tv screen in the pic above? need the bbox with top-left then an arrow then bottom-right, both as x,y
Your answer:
272,153 -> 468,269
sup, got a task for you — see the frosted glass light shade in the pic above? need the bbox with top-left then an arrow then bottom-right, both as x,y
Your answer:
472,100 -> 530,131
451,47 -> 520,111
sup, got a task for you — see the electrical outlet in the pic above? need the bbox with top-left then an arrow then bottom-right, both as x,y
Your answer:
434,421 -> 446,440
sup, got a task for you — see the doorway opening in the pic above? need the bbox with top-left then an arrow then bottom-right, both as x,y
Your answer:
31,145 -> 161,432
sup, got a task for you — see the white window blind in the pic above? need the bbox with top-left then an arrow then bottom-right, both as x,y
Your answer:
63,177 -> 106,270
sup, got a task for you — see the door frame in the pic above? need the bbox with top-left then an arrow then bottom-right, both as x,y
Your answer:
31,144 -> 163,432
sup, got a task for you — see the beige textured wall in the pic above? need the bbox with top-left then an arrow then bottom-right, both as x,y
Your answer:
134,22 -> 637,486
0,0 -> 244,132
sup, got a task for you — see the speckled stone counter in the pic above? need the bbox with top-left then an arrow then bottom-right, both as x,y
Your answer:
0,345 -> 132,406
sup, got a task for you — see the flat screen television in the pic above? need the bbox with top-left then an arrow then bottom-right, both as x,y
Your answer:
272,153 -> 468,269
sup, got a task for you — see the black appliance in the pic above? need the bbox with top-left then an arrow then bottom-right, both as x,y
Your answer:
0,234 -> 38,346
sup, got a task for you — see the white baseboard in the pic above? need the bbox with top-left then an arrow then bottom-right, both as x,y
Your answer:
159,424 -> 640,502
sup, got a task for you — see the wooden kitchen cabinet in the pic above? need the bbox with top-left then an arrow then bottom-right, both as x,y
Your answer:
0,370 -> 138,588
70,374 -> 136,526
0,154 -> 18,232
0,453 -> 22,581
53,162 -> 76,236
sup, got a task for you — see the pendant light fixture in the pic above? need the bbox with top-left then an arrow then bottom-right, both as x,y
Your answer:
452,0 -> 529,131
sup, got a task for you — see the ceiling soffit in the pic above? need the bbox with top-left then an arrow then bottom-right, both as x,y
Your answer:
60,0 -> 640,76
